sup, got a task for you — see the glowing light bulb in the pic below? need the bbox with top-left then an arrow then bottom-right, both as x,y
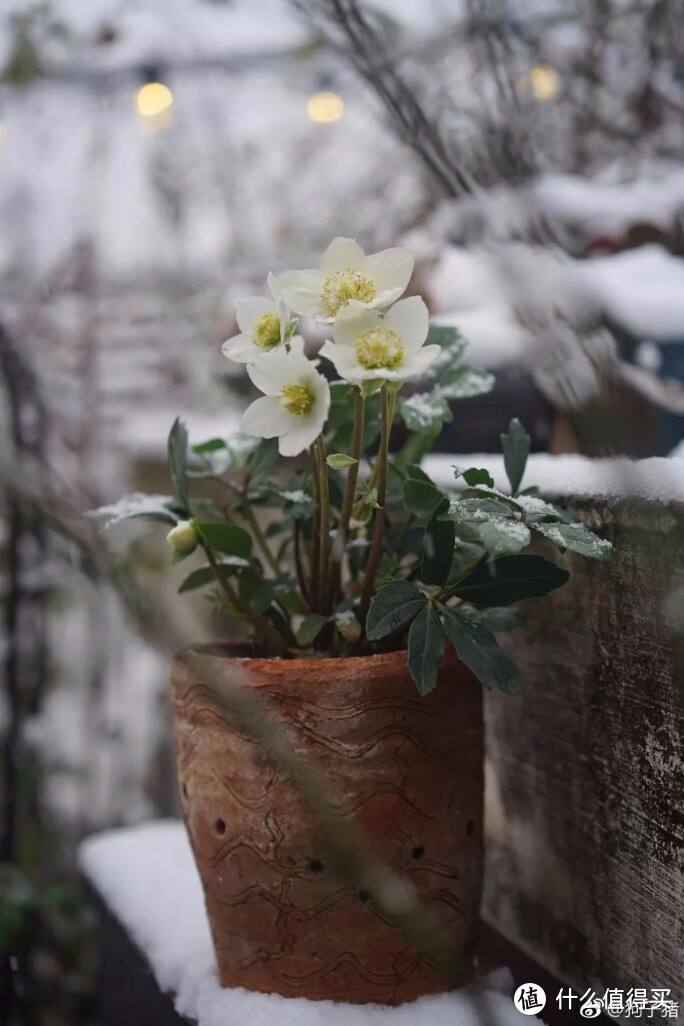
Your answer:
134,81 -> 174,117
307,91 -> 344,124
529,65 -> 559,101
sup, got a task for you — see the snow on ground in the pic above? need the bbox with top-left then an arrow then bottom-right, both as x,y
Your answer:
79,820 -> 546,1026
424,452 -> 684,503
575,245 -> 684,342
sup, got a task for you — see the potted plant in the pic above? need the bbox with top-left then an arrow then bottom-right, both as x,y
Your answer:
92,238 -> 614,1005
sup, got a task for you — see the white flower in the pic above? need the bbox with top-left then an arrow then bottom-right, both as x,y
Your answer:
242,350 -> 331,457
222,273 -> 294,364
320,296 -> 439,383
277,237 -> 414,322
166,520 -> 197,553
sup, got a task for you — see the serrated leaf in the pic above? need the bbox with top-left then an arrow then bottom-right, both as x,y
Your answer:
403,479 -> 445,519
442,607 -> 520,694
501,418 -> 530,496
446,496 -> 514,522
296,614 -> 328,646
400,391 -> 452,433
477,519 -> 530,556
358,480 -> 380,509
366,580 -> 425,641
326,453 -> 359,469
197,522 -> 252,559
439,365 -> 495,400
454,554 -> 569,607
167,418 -> 189,511
408,604 -> 447,695
532,521 -> 615,561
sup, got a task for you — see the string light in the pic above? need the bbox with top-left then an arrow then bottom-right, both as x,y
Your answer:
307,90 -> 344,124
134,81 -> 174,117
529,64 -> 560,100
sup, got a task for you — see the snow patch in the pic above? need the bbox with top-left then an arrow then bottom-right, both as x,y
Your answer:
80,820 -> 546,1026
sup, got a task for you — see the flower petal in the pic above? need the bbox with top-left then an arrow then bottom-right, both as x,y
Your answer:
279,410 -> 326,457
235,296 -> 275,335
320,237 -> 366,274
241,396 -> 291,438
404,344 -> 441,378
371,286 -> 409,310
332,303 -> 379,349
277,270 -> 323,316
247,353 -> 293,394
384,295 -> 429,353
320,340 -> 359,379
221,333 -> 256,363
365,247 -> 414,295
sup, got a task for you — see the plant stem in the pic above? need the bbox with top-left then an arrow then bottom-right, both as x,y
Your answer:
240,501 -> 280,576
328,390 -> 364,608
315,435 -> 331,615
293,519 -> 310,608
201,543 -> 285,655
308,447 -> 321,612
359,385 -> 390,626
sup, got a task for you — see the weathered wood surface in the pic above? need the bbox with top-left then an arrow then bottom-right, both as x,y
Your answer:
483,496 -> 684,1023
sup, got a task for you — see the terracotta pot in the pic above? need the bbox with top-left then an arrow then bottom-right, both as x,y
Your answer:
170,644 -> 483,1005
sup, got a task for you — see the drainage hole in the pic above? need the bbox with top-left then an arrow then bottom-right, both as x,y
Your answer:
215,818 -> 226,835
412,845 -> 425,860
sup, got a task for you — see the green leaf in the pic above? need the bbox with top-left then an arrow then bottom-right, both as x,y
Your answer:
501,418 -> 530,496
477,607 -> 525,632
296,614 -> 328,646
422,518 -> 455,586
454,554 -> 569,607
424,326 -> 467,379
197,522 -> 252,559
445,496 -> 514,522
358,480 -> 380,510
192,438 -> 227,454
403,478 -> 445,519
245,438 -> 279,479
404,463 -> 434,484
439,365 -> 495,400
458,467 -> 495,488
360,379 -> 383,398
333,609 -> 362,643
169,547 -> 193,566
178,559 -> 249,593
477,519 -> 530,556
442,607 -> 520,694
87,494 -> 178,527
167,418 -> 190,511
532,521 -> 615,561
408,604 -> 447,695
366,580 -> 425,641
326,453 -> 359,469
400,391 -> 452,433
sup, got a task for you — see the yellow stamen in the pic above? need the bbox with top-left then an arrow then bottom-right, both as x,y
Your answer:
252,312 -> 282,350
281,382 -> 315,416
320,268 -> 376,317
355,326 -> 404,370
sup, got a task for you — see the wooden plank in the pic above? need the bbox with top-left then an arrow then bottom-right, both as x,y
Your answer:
482,497 -> 684,1023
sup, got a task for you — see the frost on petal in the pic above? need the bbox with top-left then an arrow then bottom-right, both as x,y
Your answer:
241,395 -> 291,438
221,334 -> 258,364
385,296 -> 429,353
365,247 -> 414,294
235,296 -> 275,336
277,270 -> 323,316
320,237 -> 366,274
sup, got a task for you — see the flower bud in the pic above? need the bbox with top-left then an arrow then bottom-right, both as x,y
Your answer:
166,519 -> 197,553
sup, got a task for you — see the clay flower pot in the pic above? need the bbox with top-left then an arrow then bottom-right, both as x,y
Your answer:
170,643 -> 483,1005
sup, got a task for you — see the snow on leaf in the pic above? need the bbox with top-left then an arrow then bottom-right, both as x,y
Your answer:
86,494 -> 178,528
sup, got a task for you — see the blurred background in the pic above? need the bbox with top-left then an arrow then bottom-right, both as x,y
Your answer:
1,1 -> 683,1022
